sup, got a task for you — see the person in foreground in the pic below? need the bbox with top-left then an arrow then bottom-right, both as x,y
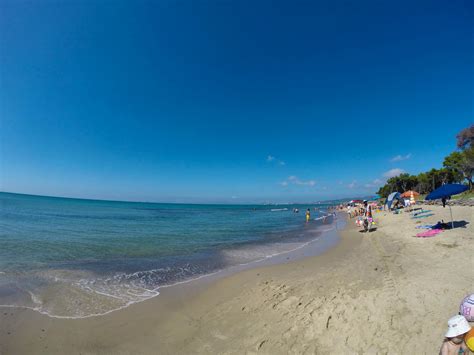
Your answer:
440,315 -> 472,355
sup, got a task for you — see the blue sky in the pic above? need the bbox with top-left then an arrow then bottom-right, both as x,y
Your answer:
1,0 -> 472,203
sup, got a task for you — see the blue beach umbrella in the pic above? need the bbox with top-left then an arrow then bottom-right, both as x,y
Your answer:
426,184 -> 468,201
426,183 -> 468,228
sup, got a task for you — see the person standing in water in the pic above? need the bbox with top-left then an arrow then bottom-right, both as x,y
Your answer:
305,208 -> 311,222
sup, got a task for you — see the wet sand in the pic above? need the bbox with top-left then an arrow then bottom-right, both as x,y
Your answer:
1,205 -> 472,354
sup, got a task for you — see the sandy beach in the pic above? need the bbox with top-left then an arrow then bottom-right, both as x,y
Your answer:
3,1 -> 472,353
1,204 -> 472,354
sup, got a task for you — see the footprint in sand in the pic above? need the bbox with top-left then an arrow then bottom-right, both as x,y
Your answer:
211,330 -> 228,340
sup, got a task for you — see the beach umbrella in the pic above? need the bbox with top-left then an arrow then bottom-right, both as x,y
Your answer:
401,190 -> 419,198
425,183 -> 468,228
410,191 -> 416,206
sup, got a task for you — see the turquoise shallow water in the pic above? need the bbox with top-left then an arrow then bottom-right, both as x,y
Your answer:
0,192 -> 336,317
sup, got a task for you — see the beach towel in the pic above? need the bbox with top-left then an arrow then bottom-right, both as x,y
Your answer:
415,225 -> 434,229
412,213 -> 435,219
415,229 -> 443,238
413,210 -> 432,216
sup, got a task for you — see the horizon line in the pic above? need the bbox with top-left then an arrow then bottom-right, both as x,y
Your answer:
0,190 -> 365,206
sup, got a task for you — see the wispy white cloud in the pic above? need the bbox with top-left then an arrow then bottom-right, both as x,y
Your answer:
390,153 -> 411,162
297,180 -> 316,186
267,155 -> 285,166
364,178 -> 384,188
347,180 -> 357,189
280,176 -> 316,187
383,168 -> 405,178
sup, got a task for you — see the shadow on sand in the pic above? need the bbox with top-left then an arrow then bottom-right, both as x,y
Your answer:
359,228 -> 378,233
449,220 -> 469,229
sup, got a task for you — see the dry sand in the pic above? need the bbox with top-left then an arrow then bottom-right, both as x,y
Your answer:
1,205 -> 473,354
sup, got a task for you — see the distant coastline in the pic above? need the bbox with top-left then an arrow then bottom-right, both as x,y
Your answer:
0,191 -> 368,207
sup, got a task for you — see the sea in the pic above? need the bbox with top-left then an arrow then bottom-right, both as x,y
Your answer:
0,192 -> 340,318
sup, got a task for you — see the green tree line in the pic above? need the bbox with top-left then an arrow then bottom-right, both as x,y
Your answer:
376,124 -> 474,198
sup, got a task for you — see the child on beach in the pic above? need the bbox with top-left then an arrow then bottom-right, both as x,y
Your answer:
439,315 -> 472,355
305,209 -> 311,222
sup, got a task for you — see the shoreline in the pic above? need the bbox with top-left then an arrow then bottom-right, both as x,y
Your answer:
0,213 -> 341,320
0,214 -> 353,354
1,205 -> 472,354
0,191 -> 341,320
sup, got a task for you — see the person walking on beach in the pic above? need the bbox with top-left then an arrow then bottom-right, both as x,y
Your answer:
364,200 -> 372,219
362,200 -> 373,232
305,209 -> 311,222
